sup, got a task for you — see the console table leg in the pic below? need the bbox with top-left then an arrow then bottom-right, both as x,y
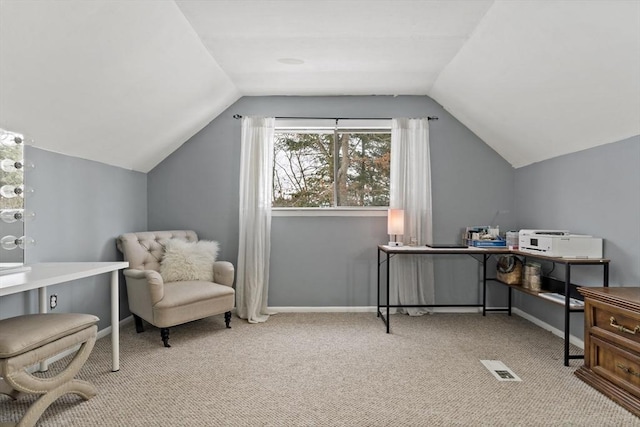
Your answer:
564,266 -> 571,366
482,254 -> 487,316
377,248 -> 381,318
386,251 -> 391,333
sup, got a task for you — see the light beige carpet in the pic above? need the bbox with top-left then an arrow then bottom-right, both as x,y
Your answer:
1,312 -> 639,426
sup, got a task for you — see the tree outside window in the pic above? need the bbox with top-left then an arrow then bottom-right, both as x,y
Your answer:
273,129 -> 390,208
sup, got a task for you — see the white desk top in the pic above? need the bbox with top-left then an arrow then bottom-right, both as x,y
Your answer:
378,245 -> 610,264
0,262 -> 129,296
378,245 -> 510,254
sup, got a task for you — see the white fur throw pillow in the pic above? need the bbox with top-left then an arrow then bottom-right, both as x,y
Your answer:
160,239 -> 219,282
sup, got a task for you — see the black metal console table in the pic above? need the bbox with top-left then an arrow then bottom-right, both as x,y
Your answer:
377,244 -> 509,331
377,245 -> 610,366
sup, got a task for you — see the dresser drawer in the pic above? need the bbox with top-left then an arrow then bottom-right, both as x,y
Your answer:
591,335 -> 640,399
589,299 -> 640,351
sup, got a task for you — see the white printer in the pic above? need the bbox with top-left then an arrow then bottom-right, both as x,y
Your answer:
518,229 -> 603,258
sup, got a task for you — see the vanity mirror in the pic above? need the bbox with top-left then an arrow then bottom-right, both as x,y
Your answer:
0,128 -> 34,275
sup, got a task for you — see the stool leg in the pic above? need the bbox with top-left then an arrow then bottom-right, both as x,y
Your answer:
0,378 -> 20,399
17,380 -> 97,427
5,334 -> 97,395
3,329 -> 98,427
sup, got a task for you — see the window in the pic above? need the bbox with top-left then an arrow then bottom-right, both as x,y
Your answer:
272,119 -> 391,208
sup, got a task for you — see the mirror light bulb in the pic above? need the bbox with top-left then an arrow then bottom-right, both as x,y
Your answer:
0,129 -> 33,147
0,185 -> 17,198
0,235 -> 36,250
1,235 -> 19,250
0,158 -> 34,172
0,130 -> 22,147
0,209 -> 35,223
0,184 -> 34,198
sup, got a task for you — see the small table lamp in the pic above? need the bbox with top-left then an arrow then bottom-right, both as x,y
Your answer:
387,208 -> 404,247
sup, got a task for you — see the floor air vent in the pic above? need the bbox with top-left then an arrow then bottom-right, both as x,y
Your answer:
480,360 -> 522,381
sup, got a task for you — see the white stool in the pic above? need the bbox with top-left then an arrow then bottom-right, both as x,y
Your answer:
0,313 -> 99,427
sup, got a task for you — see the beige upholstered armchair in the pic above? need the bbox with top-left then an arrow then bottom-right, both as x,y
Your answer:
116,230 -> 235,347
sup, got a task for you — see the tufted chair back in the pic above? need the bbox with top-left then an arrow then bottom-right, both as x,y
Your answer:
116,230 -> 198,272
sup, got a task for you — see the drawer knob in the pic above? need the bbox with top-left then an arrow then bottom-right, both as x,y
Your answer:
617,363 -> 640,378
609,316 -> 640,335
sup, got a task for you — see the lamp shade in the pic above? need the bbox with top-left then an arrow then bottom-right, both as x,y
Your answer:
387,209 -> 405,236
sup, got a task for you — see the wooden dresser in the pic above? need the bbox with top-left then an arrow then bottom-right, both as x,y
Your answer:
576,287 -> 640,416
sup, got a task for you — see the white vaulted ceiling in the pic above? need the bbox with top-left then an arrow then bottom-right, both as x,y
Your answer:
0,1 -> 240,172
175,0 -> 494,95
429,1 -> 640,167
0,0 -> 638,172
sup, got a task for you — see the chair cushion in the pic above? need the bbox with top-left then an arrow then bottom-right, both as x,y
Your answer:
0,313 -> 99,358
156,281 -> 234,308
160,239 -> 219,282
152,281 -> 235,328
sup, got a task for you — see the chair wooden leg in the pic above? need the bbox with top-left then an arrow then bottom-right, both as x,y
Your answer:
160,328 -> 171,347
133,314 -> 144,333
225,311 -> 231,329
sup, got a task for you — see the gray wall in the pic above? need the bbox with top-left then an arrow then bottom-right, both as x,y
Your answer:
0,147 -> 147,330
148,95 -> 516,307
514,135 -> 640,339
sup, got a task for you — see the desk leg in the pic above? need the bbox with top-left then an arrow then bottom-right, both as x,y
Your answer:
110,270 -> 120,372
386,251 -> 390,333
482,255 -> 487,316
604,263 -> 609,287
564,266 -> 571,367
38,287 -> 49,372
377,248 -> 380,318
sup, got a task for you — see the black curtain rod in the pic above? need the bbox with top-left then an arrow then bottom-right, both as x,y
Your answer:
232,114 -> 438,121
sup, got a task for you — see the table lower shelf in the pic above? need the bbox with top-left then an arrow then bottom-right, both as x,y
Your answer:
490,279 -> 585,311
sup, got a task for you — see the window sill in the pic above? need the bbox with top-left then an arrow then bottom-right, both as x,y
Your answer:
271,207 -> 388,217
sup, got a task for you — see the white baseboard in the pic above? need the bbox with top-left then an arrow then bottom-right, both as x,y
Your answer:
269,306 -> 486,314
512,307 -> 584,350
270,306 -> 378,313
96,315 -> 133,340
429,307 -> 484,313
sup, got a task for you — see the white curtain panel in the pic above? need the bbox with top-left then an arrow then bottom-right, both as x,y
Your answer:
389,118 -> 435,315
236,116 -> 275,323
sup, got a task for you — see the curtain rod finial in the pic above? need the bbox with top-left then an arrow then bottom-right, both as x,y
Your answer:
233,114 -> 242,119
